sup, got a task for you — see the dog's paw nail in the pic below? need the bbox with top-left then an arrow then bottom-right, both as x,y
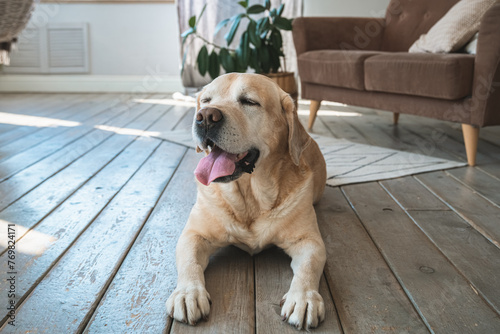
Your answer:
282,316 -> 287,322
203,315 -> 209,321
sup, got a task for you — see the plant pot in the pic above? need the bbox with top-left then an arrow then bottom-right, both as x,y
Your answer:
264,71 -> 298,104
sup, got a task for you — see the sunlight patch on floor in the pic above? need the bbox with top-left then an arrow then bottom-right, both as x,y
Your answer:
297,109 -> 362,117
1,220 -> 57,256
94,125 -> 161,137
0,112 -> 81,128
133,98 -> 196,108
298,100 -> 347,107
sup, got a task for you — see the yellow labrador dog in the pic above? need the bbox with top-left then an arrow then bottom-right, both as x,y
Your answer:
166,73 -> 327,330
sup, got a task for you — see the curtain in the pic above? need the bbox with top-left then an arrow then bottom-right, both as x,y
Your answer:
177,0 -> 303,90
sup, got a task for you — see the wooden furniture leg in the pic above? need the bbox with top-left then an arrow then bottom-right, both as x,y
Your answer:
308,100 -> 321,131
462,124 -> 480,166
393,112 -> 400,125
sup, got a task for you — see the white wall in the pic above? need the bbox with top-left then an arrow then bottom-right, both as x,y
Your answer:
31,3 -> 180,76
304,0 -> 391,18
0,3 -> 183,92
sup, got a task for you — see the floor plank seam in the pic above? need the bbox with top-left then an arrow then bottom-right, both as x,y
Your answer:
317,116 -> 340,139
0,97 -> 159,209
412,175 -> 500,251
0,96 -> 89,136
78,145 -> 189,334
394,203 -> 500,317
0,103 -> 159,248
400,125 -> 468,162
476,166 -> 500,182
444,170 -> 500,210
0,96 -> 120,165
339,185 -> 435,334
172,107 -> 195,131
0,135 -> 167,329
321,270 -> 345,334
378,181 -> 500,314
0,104 -> 133,183
321,115 -> 373,145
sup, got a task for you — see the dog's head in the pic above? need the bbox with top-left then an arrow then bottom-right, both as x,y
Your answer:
192,73 -> 310,186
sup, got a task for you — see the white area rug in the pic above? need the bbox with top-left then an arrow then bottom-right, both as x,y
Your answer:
155,130 -> 466,187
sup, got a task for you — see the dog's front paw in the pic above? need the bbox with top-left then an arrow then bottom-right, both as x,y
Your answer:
166,285 -> 211,325
280,290 -> 325,330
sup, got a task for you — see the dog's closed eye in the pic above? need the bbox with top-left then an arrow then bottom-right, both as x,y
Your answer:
239,97 -> 260,107
201,97 -> 211,104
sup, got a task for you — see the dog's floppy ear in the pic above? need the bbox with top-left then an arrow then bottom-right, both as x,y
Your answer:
282,93 -> 311,166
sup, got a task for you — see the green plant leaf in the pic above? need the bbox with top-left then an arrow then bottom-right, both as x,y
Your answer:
208,50 -> 220,79
270,28 -> 283,49
238,0 -> 248,8
225,14 -> 244,45
247,4 -> 266,14
265,0 -> 271,10
277,3 -> 285,16
198,4 -> 207,22
273,17 -> 292,30
260,46 -> 270,73
233,52 -> 245,72
257,17 -> 270,35
219,48 -> 235,72
214,18 -> 231,35
197,45 -> 209,76
270,8 -> 277,17
188,15 -> 196,28
247,20 -> 261,48
249,48 -> 261,73
236,31 -> 250,70
268,45 -> 281,72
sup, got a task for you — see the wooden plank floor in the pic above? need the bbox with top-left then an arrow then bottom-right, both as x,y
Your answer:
0,93 -> 499,333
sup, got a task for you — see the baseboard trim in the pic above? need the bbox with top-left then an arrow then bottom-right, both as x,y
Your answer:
0,74 -> 184,93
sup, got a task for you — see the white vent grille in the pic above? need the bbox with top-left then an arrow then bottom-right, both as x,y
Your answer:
5,23 -> 89,74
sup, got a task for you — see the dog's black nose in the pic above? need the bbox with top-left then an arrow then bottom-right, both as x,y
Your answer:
196,107 -> 223,128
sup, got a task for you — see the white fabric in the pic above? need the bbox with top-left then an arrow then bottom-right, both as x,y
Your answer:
464,32 -> 479,54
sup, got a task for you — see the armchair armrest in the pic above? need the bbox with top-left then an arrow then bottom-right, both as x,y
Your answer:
292,17 -> 385,56
471,2 -> 500,126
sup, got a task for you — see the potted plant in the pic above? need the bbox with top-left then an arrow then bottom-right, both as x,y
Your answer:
181,0 -> 297,98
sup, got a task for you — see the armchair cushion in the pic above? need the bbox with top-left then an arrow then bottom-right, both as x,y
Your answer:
298,50 -> 382,90
365,53 -> 475,100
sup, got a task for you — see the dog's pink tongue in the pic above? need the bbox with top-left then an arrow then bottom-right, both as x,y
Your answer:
195,146 -> 237,186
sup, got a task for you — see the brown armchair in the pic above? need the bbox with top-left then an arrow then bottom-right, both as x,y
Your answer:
293,0 -> 500,166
